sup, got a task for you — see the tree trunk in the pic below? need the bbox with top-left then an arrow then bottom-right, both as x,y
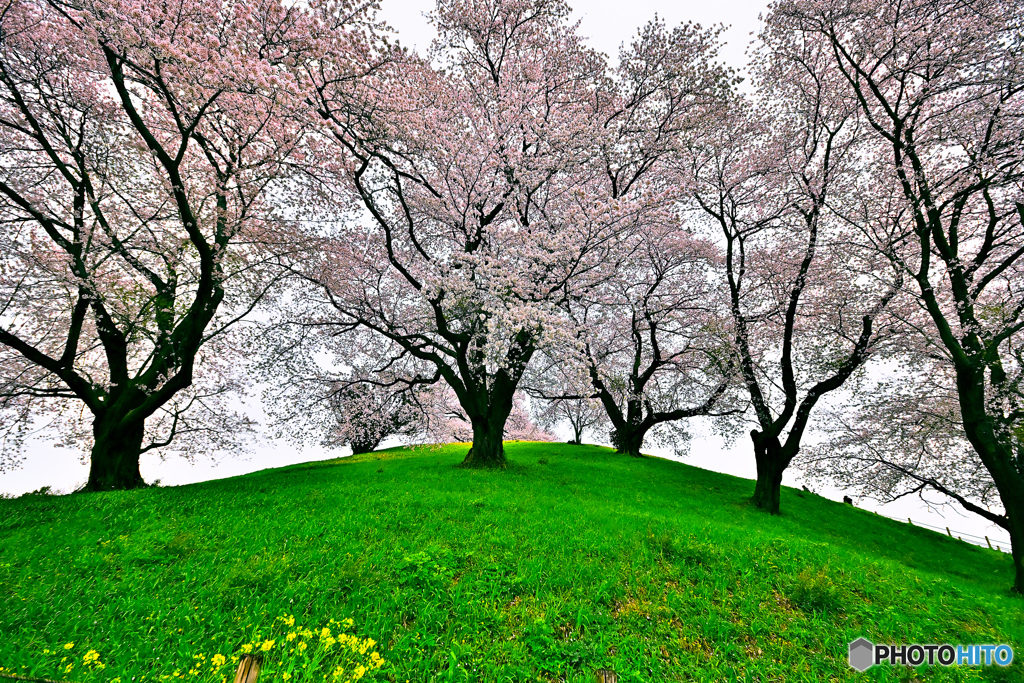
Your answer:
86,417 -> 146,491
350,432 -> 383,455
955,368 -> 1024,594
751,430 -> 785,515
1008,509 -> 1024,595
613,425 -> 646,457
461,413 -> 508,468
572,422 -> 583,444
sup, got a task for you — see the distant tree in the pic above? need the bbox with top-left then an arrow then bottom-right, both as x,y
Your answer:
770,0 -> 1024,591
503,394 -> 558,443
558,225 -> 742,458
0,0 -> 375,489
536,396 -> 605,445
524,347 -> 606,444
292,0 -> 732,468
253,320 -> 438,453
326,380 -> 425,455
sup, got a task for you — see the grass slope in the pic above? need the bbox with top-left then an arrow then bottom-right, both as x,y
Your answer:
0,442 -> 1021,683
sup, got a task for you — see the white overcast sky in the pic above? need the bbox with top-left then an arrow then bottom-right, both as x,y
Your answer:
1,0 -> 1012,552
378,0 -> 770,76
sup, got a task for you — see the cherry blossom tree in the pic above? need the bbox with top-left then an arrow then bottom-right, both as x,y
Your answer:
799,361 -> 1006,532
294,0 -> 732,467
500,394 -> 556,442
684,31 -> 903,514
325,380 -> 425,454
0,0 -> 377,489
536,397 -> 604,444
253,319 -> 438,453
419,383 -> 555,444
528,224 -> 742,457
527,355 -> 605,443
518,20 -> 742,459
769,0 -> 1024,591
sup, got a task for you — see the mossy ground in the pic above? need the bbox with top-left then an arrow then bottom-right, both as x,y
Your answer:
1,442 -> 1020,682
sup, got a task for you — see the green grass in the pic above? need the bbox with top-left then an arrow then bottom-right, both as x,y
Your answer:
1,442 -> 1021,682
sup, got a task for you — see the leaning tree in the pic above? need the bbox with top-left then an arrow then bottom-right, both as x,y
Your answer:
685,33 -> 903,514
0,0 -> 376,489
293,0 -> 732,467
771,0 -> 1024,591
799,358 -> 1008,539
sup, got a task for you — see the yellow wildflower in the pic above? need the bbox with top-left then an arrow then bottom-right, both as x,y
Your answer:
211,655 -> 226,667
320,627 -> 331,639
83,650 -> 100,664
353,665 -> 366,680
286,632 -> 296,642
240,643 -> 253,654
324,636 -> 336,648
282,674 -> 291,681
297,642 -> 307,652
64,643 -> 74,650
260,639 -> 275,652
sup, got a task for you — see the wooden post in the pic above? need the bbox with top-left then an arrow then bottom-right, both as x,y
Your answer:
0,673 -> 82,683
986,536 -> 993,550
908,518 -> 913,526
946,527 -> 952,537
595,669 -> 617,683
233,654 -> 262,683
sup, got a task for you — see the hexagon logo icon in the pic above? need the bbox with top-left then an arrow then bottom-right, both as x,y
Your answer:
848,638 -> 875,672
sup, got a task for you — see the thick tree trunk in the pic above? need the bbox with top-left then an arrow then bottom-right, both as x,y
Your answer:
613,399 -> 647,457
613,425 -> 646,457
956,368 -> 1024,594
461,416 -> 507,468
1008,510 -> 1024,595
350,432 -> 383,455
86,417 -> 146,491
751,430 -> 786,515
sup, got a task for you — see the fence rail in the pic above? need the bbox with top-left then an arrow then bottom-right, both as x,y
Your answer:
869,511 -> 1012,553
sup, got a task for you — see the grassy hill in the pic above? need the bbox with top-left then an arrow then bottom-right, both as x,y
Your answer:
0,442 -> 1020,683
